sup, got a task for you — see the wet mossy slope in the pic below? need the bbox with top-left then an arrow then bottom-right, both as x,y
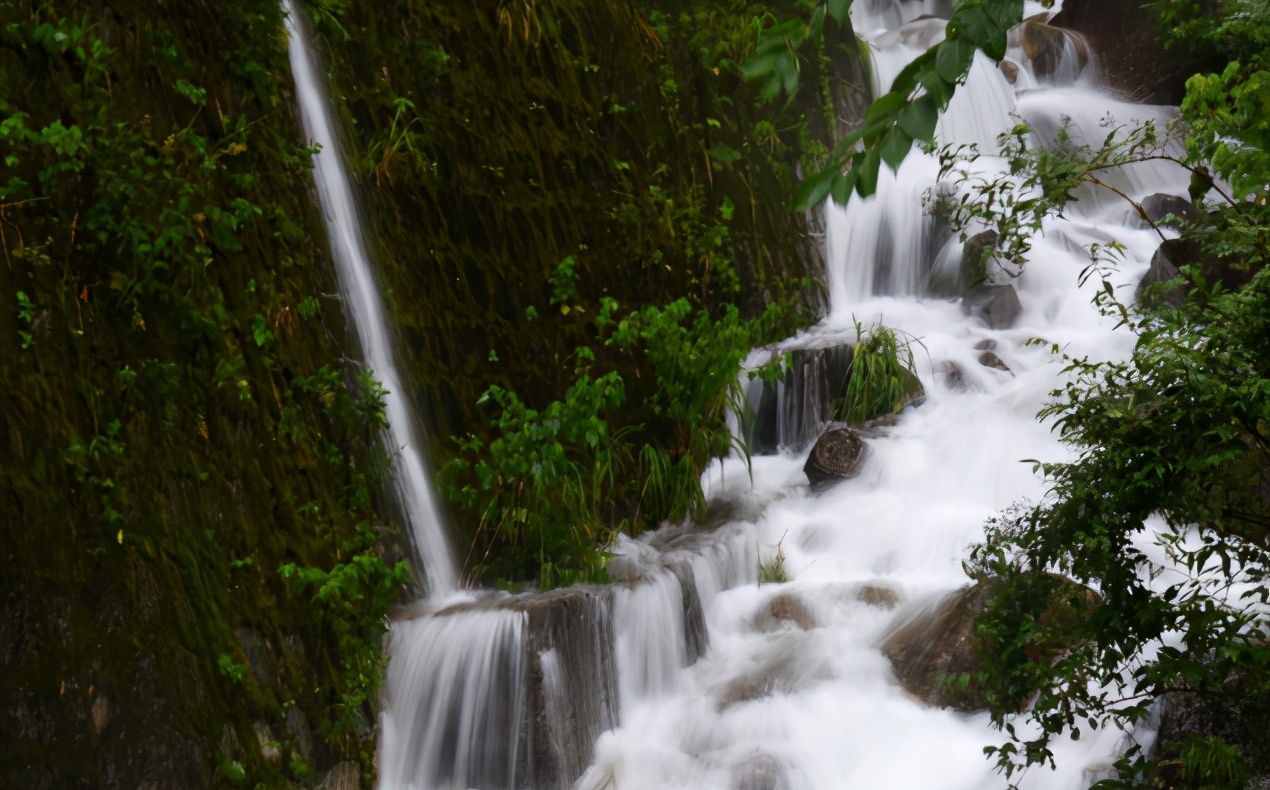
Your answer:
1,1 -> 405,787
311,0 -> 864,574
0,0 -> 864,786
313,0 -> 859,431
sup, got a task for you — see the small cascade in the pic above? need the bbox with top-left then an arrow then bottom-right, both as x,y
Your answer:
379,610 -> 528,790
614,571 -> 690,706
743,342 -> 853,454
282,0 -> 456,593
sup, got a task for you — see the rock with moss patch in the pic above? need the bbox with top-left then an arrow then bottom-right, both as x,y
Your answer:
804,428 -> 869,490
882,577 -> 1099,712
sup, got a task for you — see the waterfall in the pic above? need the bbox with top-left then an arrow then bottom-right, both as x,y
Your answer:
576,6 -> 1189,788
282,1 -> 456,593
285,0 -> 1194,786
379,609 -> 528,790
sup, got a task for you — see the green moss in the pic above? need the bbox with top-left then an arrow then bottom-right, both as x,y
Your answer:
0,1 -> 405,786
308,0 -> 838,583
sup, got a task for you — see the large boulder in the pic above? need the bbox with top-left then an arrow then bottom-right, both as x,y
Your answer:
1136,193 -> 1194,229
960,230 -> 999,291
957,230 -> 1023,329
963,285 -> 1022,329
1136,242 -> 1186,308
1137,237 -> 1259,308
1016,20 -> 1091,80
804,427 -> 869,490
1052,0 -> 1208,104
882,578 -> 1099,711
745,344 -> 853,455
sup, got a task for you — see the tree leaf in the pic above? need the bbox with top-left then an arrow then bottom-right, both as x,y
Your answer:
986,0 -> 1024,29
880,124 -> 913,172
831,168 -> 858,206
856,145 -> 882,197
898,95 -> 939,142
865,90 -> 907,124
828,0 -> 852,25
793,165 -> 836,210
936,38 -> 975,84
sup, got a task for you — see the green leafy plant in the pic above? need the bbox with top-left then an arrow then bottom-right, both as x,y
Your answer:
217,653 -> 247,685
837,321 -> 919,424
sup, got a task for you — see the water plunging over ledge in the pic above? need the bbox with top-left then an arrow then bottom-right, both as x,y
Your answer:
284,0 -> 1197,786
283,0 -> 456,594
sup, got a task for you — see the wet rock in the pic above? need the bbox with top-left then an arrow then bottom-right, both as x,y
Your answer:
90,696 -> 111,736
882,585 -> 997,711
1137,193 -> 1193,228
999,59 -> 1020,84
744,343 -> 853,454
753,593 -> 817,632
940,361 -> 968,391
317,761 -> 360,790
882,578 -> 1099,711
514,587 -> 620,789
254,722 -> 281,766
1137,236 -> 1257,310
977,351 -> 1011,373
234,627 -> 277,690
973,339 -> 996,351
1052,0 -> 1198,103
285,706 -> 314,764
1153,680 -> 1270,787
669,561 -> 710,662
961,230 -> 999,291
731,753 -> 790,790
804,427 -> 868,490
1137,242 -> 1185,308
717,640 -> 830,711
856,584 -> 901,609
1017,20 -> 1090,80
963,285 -> 1022,329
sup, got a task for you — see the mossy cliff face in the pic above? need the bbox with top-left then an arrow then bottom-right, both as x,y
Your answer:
310,0 -> 868,576
1,1 -> 405,786
0,0 -> 870,784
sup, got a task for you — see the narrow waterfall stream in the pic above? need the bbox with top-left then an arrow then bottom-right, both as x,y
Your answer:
286,1 -> 1193,787
283,0 -> 456,594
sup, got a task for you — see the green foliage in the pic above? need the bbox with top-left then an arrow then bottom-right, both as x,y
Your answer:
1,2 -> 408,783
446,297 -> 789,586
279,531 -> 411,740
758,536 -> 790,583
746,0 -> 1049,208
217,653 -> 248,685
837,321 -> 919,424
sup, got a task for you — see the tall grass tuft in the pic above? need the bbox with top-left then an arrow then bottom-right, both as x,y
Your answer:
838,320 -> 919,424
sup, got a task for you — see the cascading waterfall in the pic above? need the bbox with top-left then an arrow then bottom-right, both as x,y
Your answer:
576,4 -> 1195,789
282,0 -> 456,593
287,0 -> 1199,786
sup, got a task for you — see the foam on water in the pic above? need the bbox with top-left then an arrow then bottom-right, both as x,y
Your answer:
578,7 -> 1191,789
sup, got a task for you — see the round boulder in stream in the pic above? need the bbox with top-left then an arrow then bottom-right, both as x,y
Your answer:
803,427 -> 868,490
881,577 -> 1099,712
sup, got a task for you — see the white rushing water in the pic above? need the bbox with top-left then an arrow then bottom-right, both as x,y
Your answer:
283,0 -> 456,593
576,3 -> 1193,789
285,0 -> 1199,786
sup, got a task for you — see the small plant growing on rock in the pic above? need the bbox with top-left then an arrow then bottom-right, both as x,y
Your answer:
837,321 -> 920,424
759,535 -> 790,584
